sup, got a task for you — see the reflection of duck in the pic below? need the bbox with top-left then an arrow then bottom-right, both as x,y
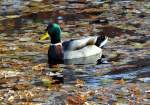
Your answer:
40,18 -> 108,67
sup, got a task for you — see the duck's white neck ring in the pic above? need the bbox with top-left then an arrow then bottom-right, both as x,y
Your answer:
50,42 -> 62,46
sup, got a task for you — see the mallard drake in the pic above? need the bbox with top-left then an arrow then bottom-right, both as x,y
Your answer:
40,17 -> 108,66
40,31 -> 108,65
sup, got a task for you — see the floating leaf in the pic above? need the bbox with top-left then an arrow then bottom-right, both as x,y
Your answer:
8,96 -> 15,102
67,95 -> 85,105
132,42 -> 143,49
32,63 -> 47,71
13,82 -> 32,90
75,79 -> 85,88
115,79 -> 125,85
87,90 -> 95,97
41,78 -> 52,88
18,90 -> 35,101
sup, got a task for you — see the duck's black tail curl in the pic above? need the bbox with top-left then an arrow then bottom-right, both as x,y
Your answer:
95,35 -> 108,48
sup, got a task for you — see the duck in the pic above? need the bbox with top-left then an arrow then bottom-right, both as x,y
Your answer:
62,35 -> 108,59
40,17 -> 108,66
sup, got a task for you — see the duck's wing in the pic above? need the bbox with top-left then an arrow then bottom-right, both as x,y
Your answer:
64,45 -> 102,60
62,36 -> 97,51
62,40 -> 72,51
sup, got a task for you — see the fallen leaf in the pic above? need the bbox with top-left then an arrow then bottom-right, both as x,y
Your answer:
32,63 -> 47,71
75,79 -> 85,88
8,96 -> 15,102
115,78 -> 125,85
67,95 -> 84,105
18,90 -> 35,101
13,82 -> 32,90
87,90 -> 95,97
42,78 -> 52,88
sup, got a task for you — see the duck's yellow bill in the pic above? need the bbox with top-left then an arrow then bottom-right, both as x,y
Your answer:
39,32 -> 49,41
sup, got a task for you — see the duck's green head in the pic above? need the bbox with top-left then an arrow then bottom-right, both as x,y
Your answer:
39,23 -> 62,42
39,16 -> 64,41
47,23 -> 62,44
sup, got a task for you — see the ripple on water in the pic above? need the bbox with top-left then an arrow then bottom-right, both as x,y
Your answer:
63,62 -> 150,89
0,0 -> 22,16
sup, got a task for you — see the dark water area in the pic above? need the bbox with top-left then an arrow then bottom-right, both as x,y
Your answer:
0,0 -> 150,104
0,0 -> 135,33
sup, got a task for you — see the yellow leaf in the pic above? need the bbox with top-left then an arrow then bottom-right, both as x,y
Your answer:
42,78 -> 52,88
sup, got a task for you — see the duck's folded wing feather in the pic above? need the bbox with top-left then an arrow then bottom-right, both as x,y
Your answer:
62,36 -> 97,51
64,45 -> 102,59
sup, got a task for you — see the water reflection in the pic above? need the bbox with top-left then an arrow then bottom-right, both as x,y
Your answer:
73,65 -> 150,89
0,0 -> 22,16
64,54 -> 100,65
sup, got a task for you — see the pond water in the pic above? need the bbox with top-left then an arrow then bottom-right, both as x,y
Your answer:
0,0 -> 150,104
0,0 -> 25,17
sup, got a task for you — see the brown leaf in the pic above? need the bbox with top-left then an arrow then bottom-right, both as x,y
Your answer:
13,83 -> 32,90
67,95 -> 84,105
87,90 -> 95,97
18,90 -> 35,101
115,78 -> 125,85
32,63 -> 47,71
75,79 -> 85,88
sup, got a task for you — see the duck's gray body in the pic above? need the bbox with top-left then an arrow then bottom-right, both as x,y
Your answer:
63,45 -> 102,64
64,45 -> 102,59
62,36 -> 106,61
